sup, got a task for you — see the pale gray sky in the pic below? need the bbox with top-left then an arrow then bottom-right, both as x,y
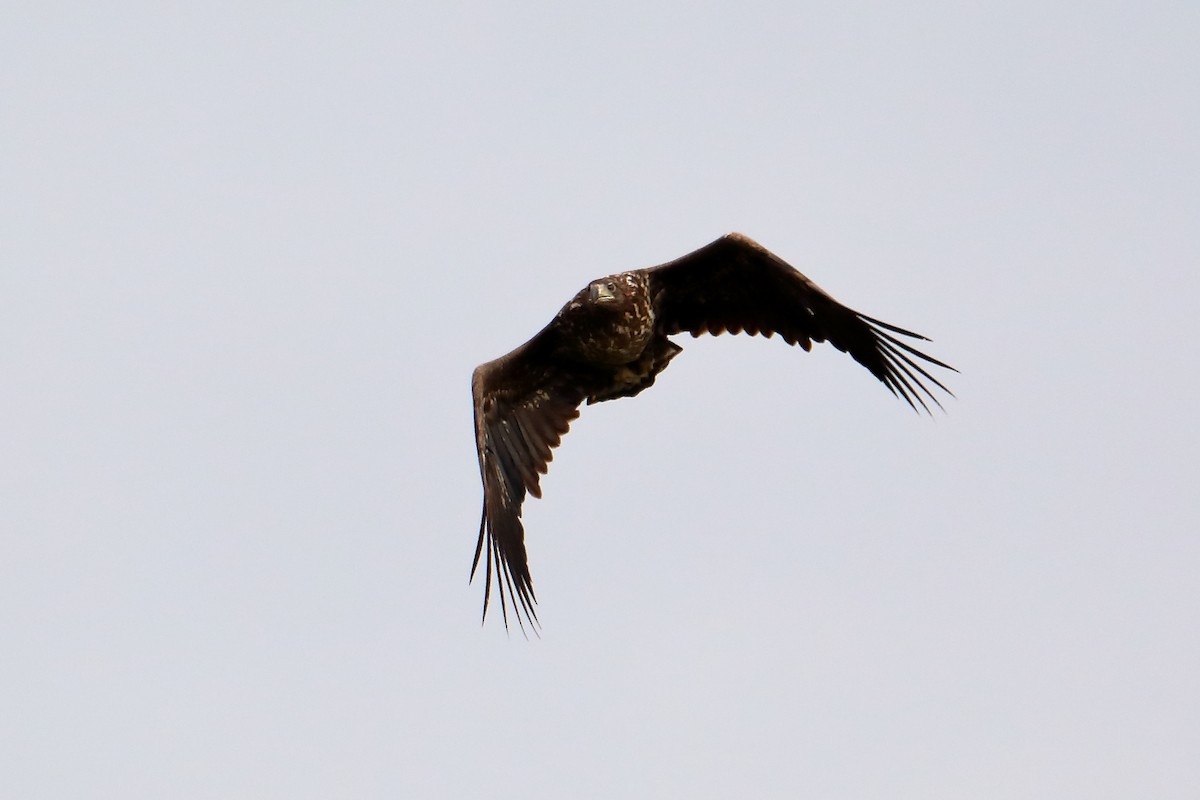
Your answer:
3,2 -> 1198,798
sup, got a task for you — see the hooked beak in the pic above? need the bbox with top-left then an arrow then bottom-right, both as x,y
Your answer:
590,282 -> 618,303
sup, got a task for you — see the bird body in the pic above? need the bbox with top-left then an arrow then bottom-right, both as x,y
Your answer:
471,233 -> 954,631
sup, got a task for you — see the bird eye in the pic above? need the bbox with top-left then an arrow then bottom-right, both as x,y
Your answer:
606,281 -> 616,291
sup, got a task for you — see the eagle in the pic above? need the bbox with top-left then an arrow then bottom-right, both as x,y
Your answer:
471,233 -> 954,632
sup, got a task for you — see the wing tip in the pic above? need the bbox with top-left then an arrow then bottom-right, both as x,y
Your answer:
858,314 -> 957,415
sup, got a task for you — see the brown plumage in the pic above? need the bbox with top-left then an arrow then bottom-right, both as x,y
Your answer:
471,233 -> 955,631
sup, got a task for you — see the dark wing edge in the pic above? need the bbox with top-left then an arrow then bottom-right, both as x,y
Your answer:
471,341 -> 589,635
647,233 -> 957,414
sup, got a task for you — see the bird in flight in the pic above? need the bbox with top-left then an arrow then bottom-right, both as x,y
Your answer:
471,233 -> 954,632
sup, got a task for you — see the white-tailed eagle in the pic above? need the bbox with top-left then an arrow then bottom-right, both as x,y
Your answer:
471,234 -> 955,632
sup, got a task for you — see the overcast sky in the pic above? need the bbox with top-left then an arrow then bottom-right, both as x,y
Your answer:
3,2 -> 1198,798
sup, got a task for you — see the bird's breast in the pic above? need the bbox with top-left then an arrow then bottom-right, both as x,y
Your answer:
578,311 -> 653,364
563,294 -> 656,366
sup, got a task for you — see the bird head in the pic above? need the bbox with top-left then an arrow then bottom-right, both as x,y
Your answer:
589,277 -> 623,305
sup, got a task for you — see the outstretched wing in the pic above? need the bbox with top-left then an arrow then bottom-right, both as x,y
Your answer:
471,330 -> 593,633
647,233 -> 955,411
